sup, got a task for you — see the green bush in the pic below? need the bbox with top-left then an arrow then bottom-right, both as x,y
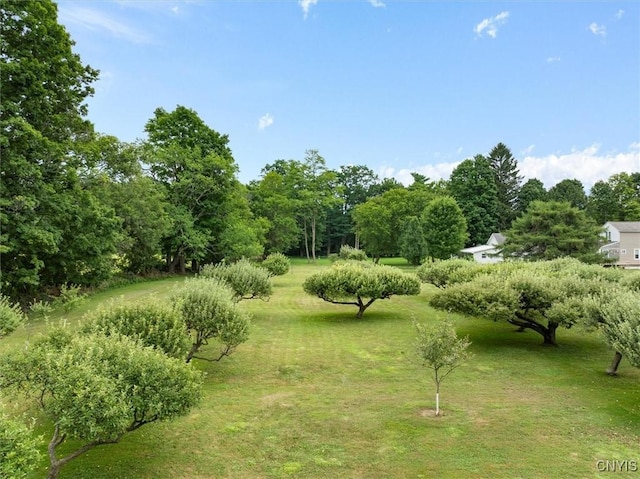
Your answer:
0,295 -> 25,339
0,415 -> 41,479
200,258 -> 272,301
261,253 -> 290,276
338,245 -> 368,261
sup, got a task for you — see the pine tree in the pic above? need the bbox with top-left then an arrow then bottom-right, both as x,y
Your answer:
488,143 -> 523,231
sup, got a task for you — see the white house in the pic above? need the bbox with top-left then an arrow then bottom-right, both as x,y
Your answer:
599,221 -> 640,268
460,233 -> 505,264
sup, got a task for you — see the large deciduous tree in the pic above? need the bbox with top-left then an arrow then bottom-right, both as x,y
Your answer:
0,331 -> 203,479
1,0 -> 121,299
421,196 -> 468,260
502,200 -> 604,263
488,143 -> 522,230
303,261 -> 421,318
448,156 -> 499,247
517,178 -> 547,215
548,179 -> 587,209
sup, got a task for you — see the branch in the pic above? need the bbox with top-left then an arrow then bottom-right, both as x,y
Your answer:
319,294 -> 359,307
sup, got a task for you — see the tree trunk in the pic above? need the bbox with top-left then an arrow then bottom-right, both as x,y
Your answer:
303,219 -> 310,262
179,255 -> 186,274
191,259 -> 199,272
542,323 -> 558,346
355,231 -> 360,250
606,351 -> 623,376
311,216 -> 317,262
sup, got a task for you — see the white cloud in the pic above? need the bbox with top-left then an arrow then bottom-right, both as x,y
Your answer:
368,0 -> 386,7
546,56 -> 561,63
522,144 -> 535,155
171,6 -> 179,14
58,6 -> 151,43
474,11 -> 509,38
380,144 -> 639,192
456,146 -> 464,154
520,144 -> 639,190
615,9 -> 624,20
299,0 -> 318,19
258,113 -> 274,130
589,22 -> 606,37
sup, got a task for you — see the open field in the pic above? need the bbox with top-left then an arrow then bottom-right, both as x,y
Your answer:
2,262 -> 639,479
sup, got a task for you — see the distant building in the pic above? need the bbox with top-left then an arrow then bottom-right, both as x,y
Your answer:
460,233 -> 505,264
599,221 -> 640,268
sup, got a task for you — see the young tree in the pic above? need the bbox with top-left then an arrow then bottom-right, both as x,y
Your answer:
416,258 -> 478,289
448,156 -> 499,247
172,278 -> 251,362
502,200 -> 604,263
0,295 -> 25,339
0,331 -> 203,479
488,143 -> 523,230
303,261 -> 420,318
414,320 -> 472,416
421,196 -> 468,260
82,300 -> 191,359
398,216 -> 428,265
200,259 -> 272,301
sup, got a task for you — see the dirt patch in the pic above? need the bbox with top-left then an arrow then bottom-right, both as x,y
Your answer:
260,391 -> 296,407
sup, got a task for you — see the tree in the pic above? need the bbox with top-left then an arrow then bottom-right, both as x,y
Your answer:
1,0 -> 123,299
200,258 -> 272,301
429,259 -> 617,345
488,143 -> 523,230
416,258 -> 476,289
82,301 -> 191,359
0,295 -> 25,339
0,415 -> 41,479
448,156 -> 499,247
0,331 -> 203,479
502,200 -> 604,263
261,253 -> 291,276
421,196 -> 468,260
517,178 -> 547,215
398,216 -> 428,265
548,179 -> 587,209
337,245 -> 368,261
414,320 -> 472,416
302,261 -> 421,318
172,278 -> 251,362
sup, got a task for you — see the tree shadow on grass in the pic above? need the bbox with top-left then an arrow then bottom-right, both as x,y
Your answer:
301,309 -> 401,325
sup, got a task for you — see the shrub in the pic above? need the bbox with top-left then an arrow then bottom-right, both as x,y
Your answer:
0,295 -> 25,339
0,415 -> 41,479
338,245 -> 368,261
261,253 -> 290,276
200,258 -> 272,301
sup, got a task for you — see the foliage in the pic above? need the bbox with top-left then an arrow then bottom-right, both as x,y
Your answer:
416,259 -> 476,289
53,283 -> 86,312
502,200 -> 604,263
0,295 -> 25,339
172,277 -> 250,362
200,258 -> 272,301
597,291 -> 640,369
302,261 -> 421,318
548,179 -> 587,209
414,320 -> 472,416
587,172 -> 640,223
488,143 -> 523,231
398,216 -> 428,265
620,272 -> 640,292
448,155 -> 499,247
517,178 -> 547,215
28,298 -> 54,320
82,300 -> 191,359
338,245 -> 368,261
261,253 -> 291,276
429,259 -> 616,345
0,331 -> 202,479
421,196 -> 468,260
0,415 -> 42,479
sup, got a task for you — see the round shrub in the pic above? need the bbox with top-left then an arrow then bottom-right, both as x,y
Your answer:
261,253 -> 290,276
0,295 -> 25,339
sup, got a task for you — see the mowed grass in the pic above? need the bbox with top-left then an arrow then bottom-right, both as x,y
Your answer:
2,264 -> 640,479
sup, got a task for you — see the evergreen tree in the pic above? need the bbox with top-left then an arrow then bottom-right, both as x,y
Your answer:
488,143 -> 523,230
421,196 -> 468,260
399,216 -> 428,265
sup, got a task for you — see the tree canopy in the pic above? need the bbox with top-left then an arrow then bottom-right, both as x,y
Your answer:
303,261 -> 420,318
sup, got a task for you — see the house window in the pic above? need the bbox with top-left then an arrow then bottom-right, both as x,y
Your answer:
481,253 -> 487,259
620,249 -> 627,255
635,249 -> 640,260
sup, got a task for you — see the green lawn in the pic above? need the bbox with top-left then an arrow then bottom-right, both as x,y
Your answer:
2,263 -> 639,479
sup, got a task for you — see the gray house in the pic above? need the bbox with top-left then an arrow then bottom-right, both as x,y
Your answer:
460,233 -> 505,264
599,221 -> 640,268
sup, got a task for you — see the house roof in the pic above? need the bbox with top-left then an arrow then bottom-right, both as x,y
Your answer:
599,242 -> 620,252
488,233 -> 506,245
460,244 -> 498,254
605,221 -> 640,233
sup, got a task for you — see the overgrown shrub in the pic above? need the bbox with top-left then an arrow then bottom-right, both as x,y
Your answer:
0,415 -> 41,479
338,245 -> 368,261
0,295 -> 25,339
200,258 -> 272,301
54,284 -> 85,312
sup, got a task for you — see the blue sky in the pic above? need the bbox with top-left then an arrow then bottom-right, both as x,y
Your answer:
57,0 -> 639,190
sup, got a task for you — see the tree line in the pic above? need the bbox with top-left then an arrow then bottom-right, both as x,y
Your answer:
2,0 -> 640,301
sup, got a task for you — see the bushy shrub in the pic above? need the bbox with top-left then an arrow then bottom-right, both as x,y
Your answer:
200,259 -> 272,301
54,284 -> 85,312
0,415 -> 41,479
416,259 -> 474,289
172,278 -> 250,362
82,300 -> 191,359
338,245 -> 368,261
0,295 -> 25,339
261,253 -> 290,276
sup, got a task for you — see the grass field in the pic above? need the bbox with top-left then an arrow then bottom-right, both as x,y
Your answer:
2,262 -> 639,479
